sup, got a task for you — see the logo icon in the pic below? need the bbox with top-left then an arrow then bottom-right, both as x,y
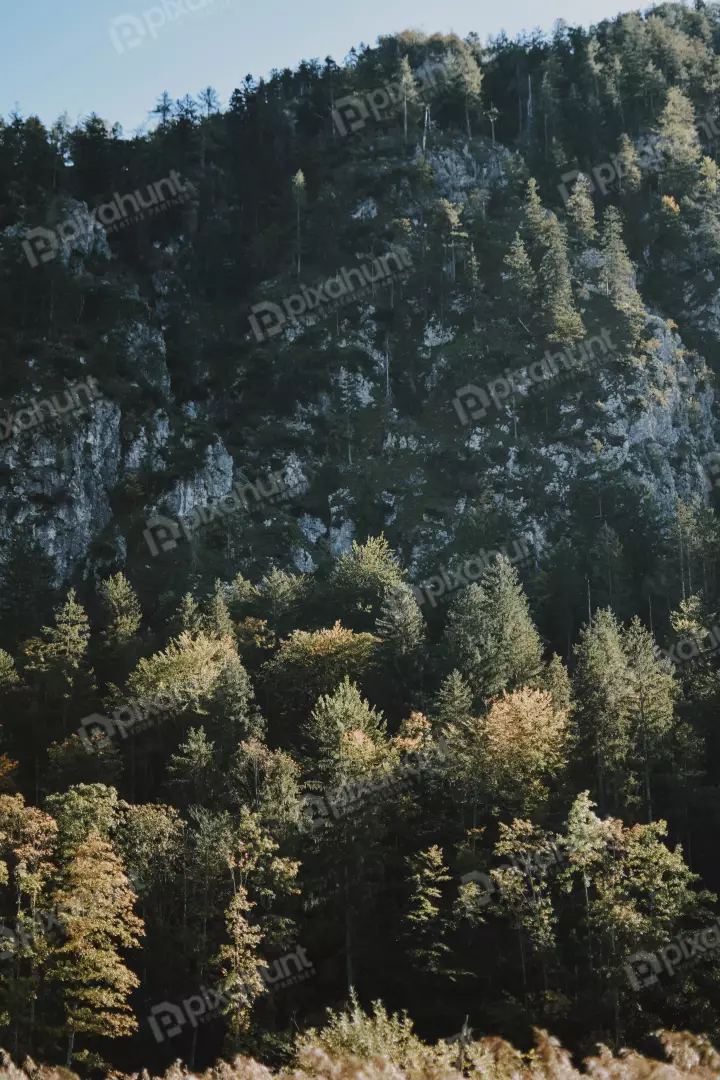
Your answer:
300,793 -> 330,830
109,13 -> 148,53
148,1001 -> 187,1042
22,228 -> 59,268
332,95 -> 371,136
624,950 -> 663,990
143,516 -> 183,556
78,712 -> 118,753
248,301 -> 287,342
458,869 -> 498,908
453,384 -> 492,425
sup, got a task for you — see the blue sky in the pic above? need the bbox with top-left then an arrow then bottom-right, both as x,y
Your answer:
4,0 -> 652,135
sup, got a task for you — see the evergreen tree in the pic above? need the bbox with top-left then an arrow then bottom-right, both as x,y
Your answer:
599,206 -> 645,340
255,568 -> 309,636
166,727 -> 218,804
98,574 -> 142,650
396,56 -> 421,143
306,677 -> 387,782
0,650 -> 19,690
292,169 -> 306,277
328,536 -> 405,631
375,583 -> 425,662
504,232 -> 537,300
539,215 -> 586,342
524,178 -> 550,247
566,173 -> 597,244
449,49 -> 483,139
444,557 -> 543,701
404,846 -> 452,972
622,617 -> 677,822
432,669 -> 474,732
205,579 -> 235,639
573,609 -> 633,814
616,133 -> 642,193
538,653 -> 573,712
655,87 -> 701,190
171,592 -> 205,638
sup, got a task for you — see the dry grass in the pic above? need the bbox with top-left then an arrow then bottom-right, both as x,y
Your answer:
2,1029 -> 720,1080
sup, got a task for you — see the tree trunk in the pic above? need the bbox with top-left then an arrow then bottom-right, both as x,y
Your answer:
66,1029 -> 75,1067
344,865 -> 354,993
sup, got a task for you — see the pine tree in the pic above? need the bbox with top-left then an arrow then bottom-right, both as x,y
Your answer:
566,173 -> 597,244
539,216 -> 585,343
404,846 -> 452,972
209,651 -> 265,749
171,591 -> 205,637
292,169 -> 306,277
306,677 -> 387,782
375,583 -> 425,660
616,133 -> 641,193
504,232 -> 537,300
655,87 -> 701,190
432,669 -> 474,731
256,568 -> 309,636
449,49 -> 483,139
151,91 -> 173,128
599,206 -> 645,341
328,535 -> 404,631
166,727 -> 218,804
97,574 -> 142,676
396,56 -> 421,143
524,178 -> 550,247
622,617 -> 677,822
22,590 -> 97,734
46,832 -> 144,1065
538,653 -> 573,712
98,574 -> 141,648
205,579 -> 235,639
573,609 -> 633,814
444,557 -> 543,701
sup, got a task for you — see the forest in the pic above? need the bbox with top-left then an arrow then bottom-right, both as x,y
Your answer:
5,0 -> 720,1074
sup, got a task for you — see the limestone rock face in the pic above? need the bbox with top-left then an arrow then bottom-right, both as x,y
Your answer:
1,133 -> 718,588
